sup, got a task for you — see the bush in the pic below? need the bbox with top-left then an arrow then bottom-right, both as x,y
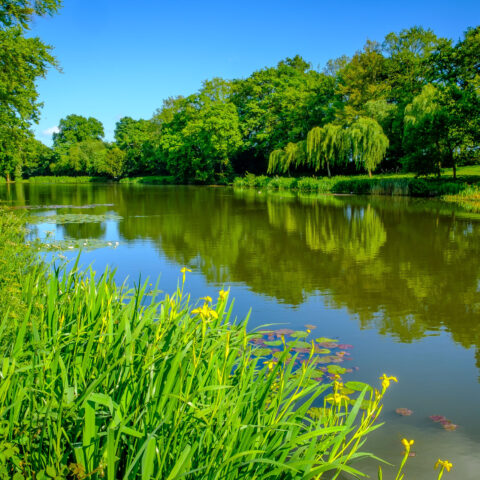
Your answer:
268,176 -> 298,190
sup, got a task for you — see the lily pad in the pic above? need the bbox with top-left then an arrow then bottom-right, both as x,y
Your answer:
291,331 -> 309,339
344,381 -> 372,392
252,348 -> 271,357
289,340 -> 312,349
396,408 -> 413,416
264,340 -> 282,346
327,365 -> 347,375
318,342 -> 341,349
272,328 -> 295,336
442,423 -> 458,431
429,415 -> 447,423
316,337 -> 338,343
304,324 -> 317,330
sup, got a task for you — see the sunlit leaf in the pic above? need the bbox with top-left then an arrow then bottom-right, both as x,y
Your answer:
291,331 -> 309,339
327,365 -> 347,374
344,381 -> 372,392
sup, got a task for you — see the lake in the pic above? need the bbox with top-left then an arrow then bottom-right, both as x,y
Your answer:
1,182 -> 480,479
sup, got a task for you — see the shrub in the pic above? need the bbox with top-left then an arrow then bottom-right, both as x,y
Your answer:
268,176 -> 298,190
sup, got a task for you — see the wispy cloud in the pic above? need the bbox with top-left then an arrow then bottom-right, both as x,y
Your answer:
42,126 -> 59,136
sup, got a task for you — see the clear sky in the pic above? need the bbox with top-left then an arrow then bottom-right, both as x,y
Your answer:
30,0 -> 480,144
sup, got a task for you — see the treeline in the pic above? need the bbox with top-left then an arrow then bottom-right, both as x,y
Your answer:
2,14 -> 479,182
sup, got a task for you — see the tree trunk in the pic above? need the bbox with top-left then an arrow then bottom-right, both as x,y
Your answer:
368,169 -> 372,178
453,162 -> 457,180
326,162 -> 331,178
6,172 -> 11,183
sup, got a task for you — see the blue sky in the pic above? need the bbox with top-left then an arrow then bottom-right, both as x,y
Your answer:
31,0 -> 480,144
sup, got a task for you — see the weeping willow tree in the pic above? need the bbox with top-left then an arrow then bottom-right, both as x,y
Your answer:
306,124 -> 347,177
268,117 -> 388,177
348,117 -> 389,177
267,140 -> 307,174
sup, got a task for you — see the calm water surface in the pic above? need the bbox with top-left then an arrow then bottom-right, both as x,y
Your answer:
2,183 -> 480,479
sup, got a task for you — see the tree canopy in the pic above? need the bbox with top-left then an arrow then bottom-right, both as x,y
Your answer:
1,23 -> 479,181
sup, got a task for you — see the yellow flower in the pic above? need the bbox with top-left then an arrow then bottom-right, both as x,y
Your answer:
191,302 -> 218,321
306,329 -> 311,334
180,267 -> 192,283
219,289 -> 229,301
326,393 -> 349,404
264,360 -> 276,371
201,296 -> 213,303
401,438 -> 414,452
379,374 -> 398,390
435,459 -> 453,472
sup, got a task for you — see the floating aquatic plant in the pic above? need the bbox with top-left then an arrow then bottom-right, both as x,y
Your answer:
28,212 -> 122,224
429,415 -> 458,431
396,407 -> 413,416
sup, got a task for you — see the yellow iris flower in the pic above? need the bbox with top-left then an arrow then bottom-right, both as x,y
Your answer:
435,459 -> 453,472
379,373 -> 398,390
401,438 -> 414,452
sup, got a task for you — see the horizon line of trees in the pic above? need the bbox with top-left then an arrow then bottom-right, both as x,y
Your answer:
2,14 -> 479,183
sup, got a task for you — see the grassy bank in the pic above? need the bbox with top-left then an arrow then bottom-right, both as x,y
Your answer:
233,168 -> 480,198
0,208 -> 453,479
0,175 -> 176,185
119,175 -> 175,185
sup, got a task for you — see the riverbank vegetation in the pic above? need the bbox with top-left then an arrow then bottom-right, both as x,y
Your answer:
1,3 -> 478,185
233,166 -> 480,198
0,207 -> 455,479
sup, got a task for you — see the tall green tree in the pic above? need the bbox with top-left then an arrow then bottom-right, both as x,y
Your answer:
154,79 -> 242,183
53,114 -> 104,147
0,1 -> 60,180
348,117 -> 389,177
335,41 -> 390,123
306,124 -> 347,177
403,83 -> 476,178
114,117 -> 159,176
231,56 -> 335,172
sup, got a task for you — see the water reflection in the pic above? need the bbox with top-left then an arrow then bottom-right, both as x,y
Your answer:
2,182 -> 480,373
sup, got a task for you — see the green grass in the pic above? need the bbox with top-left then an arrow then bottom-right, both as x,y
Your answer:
119,176 -> 175,185
25,176 -> 107,184
233,167 -> 480,198
0,208 -> 34,325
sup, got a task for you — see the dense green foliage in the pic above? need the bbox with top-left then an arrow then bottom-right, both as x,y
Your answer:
0,208 -> 34,323
0,1 -> 59,181
4,3 -> 478,184
2,24 -> 478,184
